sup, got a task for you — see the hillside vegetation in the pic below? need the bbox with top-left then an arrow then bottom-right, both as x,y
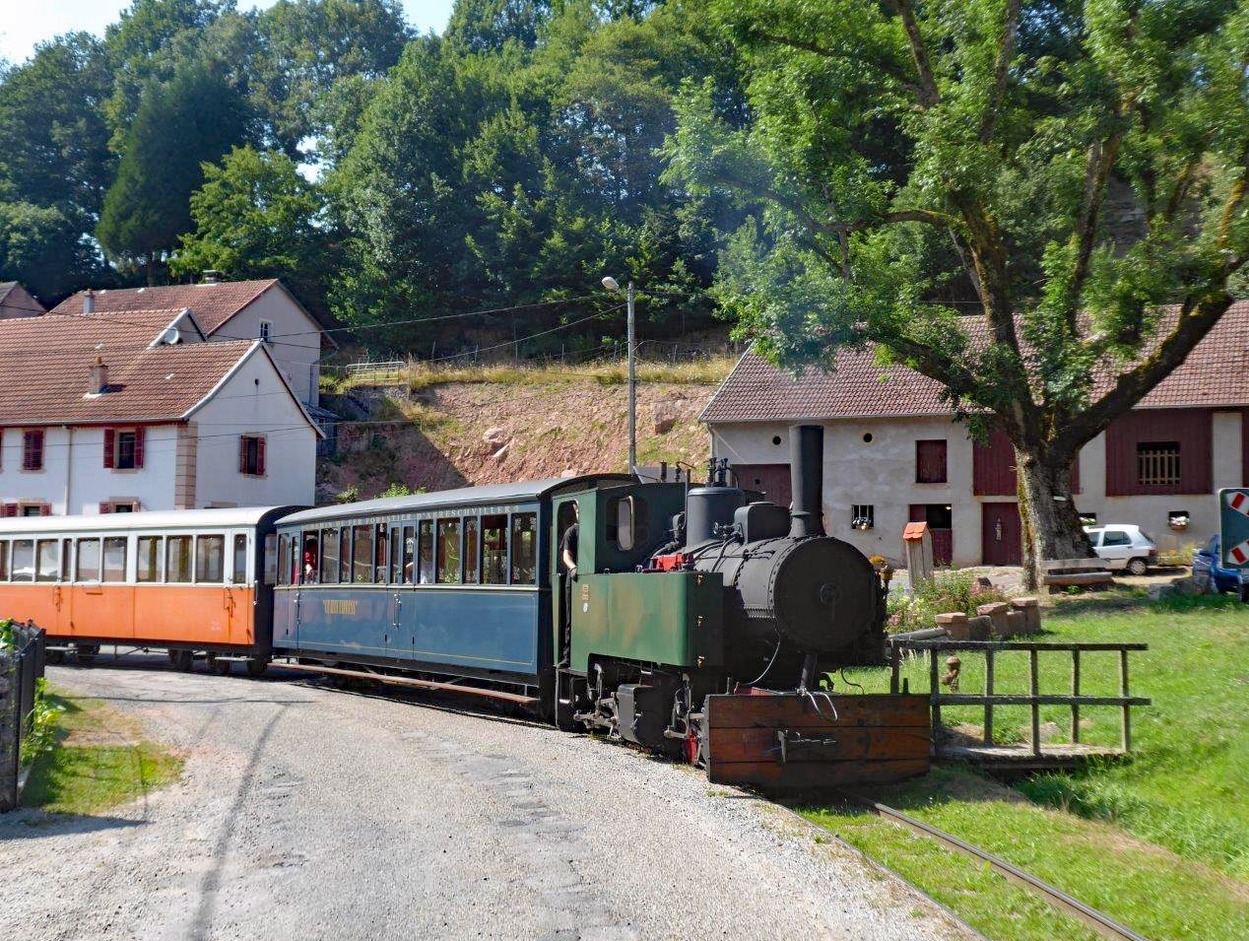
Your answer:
317,357 -> 735,501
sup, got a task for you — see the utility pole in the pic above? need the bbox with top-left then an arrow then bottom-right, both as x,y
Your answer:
626,280 -> 636,476
602,276 -> 638,475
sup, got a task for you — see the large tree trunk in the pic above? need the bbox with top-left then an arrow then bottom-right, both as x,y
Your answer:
1015,447 -> 1092,590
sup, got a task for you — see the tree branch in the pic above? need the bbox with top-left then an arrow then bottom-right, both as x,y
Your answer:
980,0 -> 1020,144
749,30 -> 922,98
1068,130 -> 1123,324
886,0 -> 940,107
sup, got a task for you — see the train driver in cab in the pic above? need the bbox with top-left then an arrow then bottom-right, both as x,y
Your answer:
560,501 -> 579,578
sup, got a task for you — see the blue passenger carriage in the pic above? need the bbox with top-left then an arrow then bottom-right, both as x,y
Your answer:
270,475 -> 639,703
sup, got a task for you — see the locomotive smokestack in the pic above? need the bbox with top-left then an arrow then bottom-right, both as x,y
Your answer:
789,424 -> 825,538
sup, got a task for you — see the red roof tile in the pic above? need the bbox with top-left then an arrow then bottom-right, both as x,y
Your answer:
701,300 -> 1249,423
50,279 -> 279,335
0,310 -> 259,425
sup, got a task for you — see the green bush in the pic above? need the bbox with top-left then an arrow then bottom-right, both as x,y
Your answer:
20,678 -> 63,765
887,569 -> 1011,633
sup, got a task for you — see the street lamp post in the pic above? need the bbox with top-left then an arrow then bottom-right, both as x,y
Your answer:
601,276 -> 637,475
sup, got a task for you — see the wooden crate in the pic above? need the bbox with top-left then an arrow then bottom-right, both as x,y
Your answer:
704,693 -> 931,790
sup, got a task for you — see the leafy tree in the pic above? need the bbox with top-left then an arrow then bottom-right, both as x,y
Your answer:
97,58 -> 249,282
665,0 -> 1249,584
171,145 -> 333,313
446,0 -> 553,54
252,0 -> 411,160
0,33 -> 114,298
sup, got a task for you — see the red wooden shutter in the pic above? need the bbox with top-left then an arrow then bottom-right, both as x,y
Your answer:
916,440 -> 948,483
99,502 -> 112,514
134,427 -> 145,468
39,504 -> 51,516
239,436 -> 247,473
103,428 -> 115,468
2,503 -> 17,517
257,437 -> 266,476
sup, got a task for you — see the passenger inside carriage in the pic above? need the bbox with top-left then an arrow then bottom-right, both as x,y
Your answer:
302,535 -> 318,583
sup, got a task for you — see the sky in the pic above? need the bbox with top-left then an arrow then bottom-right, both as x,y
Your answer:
0,0 -> 456,67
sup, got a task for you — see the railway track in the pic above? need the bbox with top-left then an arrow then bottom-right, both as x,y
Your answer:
842,793 -> 1152,941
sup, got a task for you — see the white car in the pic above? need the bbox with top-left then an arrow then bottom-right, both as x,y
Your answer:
1083,524 -> 1158,576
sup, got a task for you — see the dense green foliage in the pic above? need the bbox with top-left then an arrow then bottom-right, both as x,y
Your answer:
665,0 -> 1249,578
0,0 -> 735,353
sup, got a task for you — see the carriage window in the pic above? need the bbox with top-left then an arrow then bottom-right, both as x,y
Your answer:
510,513 -> 537,584
0,541 -> 7,580
389,527 -> 401,582
374,525 -> 388,583
167,536 -> 192,582
339,528 -> 351,583
320,527 -> 339,583
103,537 -> 127,582
12,540 -> 34,581
37,539 -> 59,582
464,517 -> 480,584
137,536 -> 162,582
417,521 -> 432,584
436,518 -> 461,584
196,535 -> 225,583
74,538 -> 99,581
352,525 -> 373,583
405,525 -> 419,584
302,532 -> 318,583
482,514 -> 508,584
278,534 -> 291,585
235,534 -> 250,585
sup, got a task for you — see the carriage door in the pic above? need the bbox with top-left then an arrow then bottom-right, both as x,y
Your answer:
273,531 -> 299,646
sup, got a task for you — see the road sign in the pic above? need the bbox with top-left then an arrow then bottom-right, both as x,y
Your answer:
1218,489 -> 1249,567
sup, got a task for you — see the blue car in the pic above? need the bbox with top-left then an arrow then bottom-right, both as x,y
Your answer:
1193,535 -> 1244,595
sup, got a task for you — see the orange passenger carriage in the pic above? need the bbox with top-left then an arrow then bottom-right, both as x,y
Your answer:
0,506 -> 299,673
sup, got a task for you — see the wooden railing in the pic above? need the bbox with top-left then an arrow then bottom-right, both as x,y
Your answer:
889,639 -> 1150,756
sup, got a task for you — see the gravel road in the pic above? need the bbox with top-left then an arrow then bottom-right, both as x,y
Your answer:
1,659 -> 974,941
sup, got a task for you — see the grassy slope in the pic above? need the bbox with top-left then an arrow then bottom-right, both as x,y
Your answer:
799,592 -> 1249,941
23,688 -> 183,815
319,357 -> 733,500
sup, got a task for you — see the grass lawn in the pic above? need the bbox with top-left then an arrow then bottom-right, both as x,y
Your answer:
22,688 -> 183,815
796,591 -> 1249,941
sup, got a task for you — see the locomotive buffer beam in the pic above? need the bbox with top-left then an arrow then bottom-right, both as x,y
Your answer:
703,692 -> 931,791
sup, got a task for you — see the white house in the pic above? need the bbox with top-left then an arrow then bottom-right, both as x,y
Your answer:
0,308 -> 321,515
49,276 -> 330,407
702,301 -> 1249,567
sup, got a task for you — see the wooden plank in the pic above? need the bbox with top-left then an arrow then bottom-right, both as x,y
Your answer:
707,693 -> 930,730
938,694 -> 1150,707
1042,572 -> 1114,587
707,758 -> 930,789
1039,558 -> 1107,572
707,728 -> 931,764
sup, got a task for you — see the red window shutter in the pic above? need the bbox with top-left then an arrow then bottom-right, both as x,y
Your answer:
134,427 -> 145,468
39,504 -> 51,516
916,440 -> 948,484
23,430 -> 43,470
103,428 -> 115,468
99,502 -> 112,514
239,436 -> 248,473
257,437 -> 266,476
3,503 -> 16,517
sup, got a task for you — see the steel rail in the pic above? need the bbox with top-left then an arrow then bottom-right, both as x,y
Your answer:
845,793 -> 1153,941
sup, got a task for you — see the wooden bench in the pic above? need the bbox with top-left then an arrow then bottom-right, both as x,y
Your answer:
1040,558 -> 1115,591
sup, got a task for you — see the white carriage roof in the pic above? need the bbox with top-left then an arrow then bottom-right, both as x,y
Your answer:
0,505 -> 303,535
278,474 -> 636,527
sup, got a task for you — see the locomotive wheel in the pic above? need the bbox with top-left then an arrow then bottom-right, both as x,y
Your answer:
168,649 -> 195,672
46,649 -> 66,665
245,657 -> 269,678
207,653 -> 232,676
75,644 -> 99,665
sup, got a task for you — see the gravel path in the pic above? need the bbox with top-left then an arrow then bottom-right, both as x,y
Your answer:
1,659 -> 974,941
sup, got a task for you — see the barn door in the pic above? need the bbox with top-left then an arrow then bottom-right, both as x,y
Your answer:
732,464 -> 791,506
909,504 -> 953,566
981,503 -> 1022,566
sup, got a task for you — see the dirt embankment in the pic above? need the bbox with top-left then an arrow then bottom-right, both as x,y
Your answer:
318,378 -> 720,502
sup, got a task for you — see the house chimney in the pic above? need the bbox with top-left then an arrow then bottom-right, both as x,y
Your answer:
201,270 -> 223,284
82,289 -> 95,314
89,356 -> 108,394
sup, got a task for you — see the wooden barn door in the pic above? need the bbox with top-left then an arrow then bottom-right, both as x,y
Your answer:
981,503 -> 1022,566
732,464 -> 792,506
909,504 -> 953,566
